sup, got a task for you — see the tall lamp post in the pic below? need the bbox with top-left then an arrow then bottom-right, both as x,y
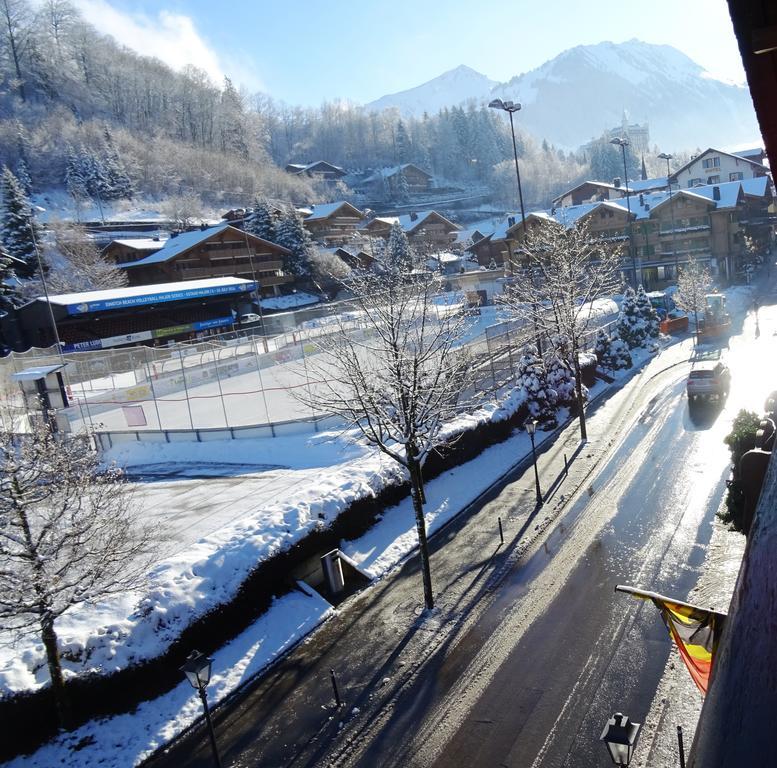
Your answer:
525,418 -> 543,505
600,712 -> 641,766
181,650 -> 223,768
488,98 -> 527,226
610,137 -> 639,288
657,152 -> 681,280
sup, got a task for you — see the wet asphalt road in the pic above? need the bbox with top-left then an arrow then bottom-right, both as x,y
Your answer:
145,297 -> 774,768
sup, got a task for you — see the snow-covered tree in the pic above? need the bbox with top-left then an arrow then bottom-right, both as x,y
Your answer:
292,269 -> 476,610
546,334 -> 580,404
274,207 -> 314,276
674,257 -> 712,346
37,222 -> 128,293
500,217 -> 622,440
617,287 -> 646,349
395,168 -> 410,203
101,127 -> 134,200
0,419 -> 159,728
516,344 -> 557,426
635,285 -> 660,340
244,196 -> 276,242
595,328 -> 632,372
0,241 -> 17,312
384,220 -> 414,274
160,193 -> 203,231
0,165 -> 39,275
14,158 -> 32,196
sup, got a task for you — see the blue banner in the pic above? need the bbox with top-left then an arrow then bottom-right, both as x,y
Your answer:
65,282 -> 256,315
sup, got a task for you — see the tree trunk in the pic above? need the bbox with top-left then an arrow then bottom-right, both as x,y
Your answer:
573,347 -> 587,441
408,455 -> 434,610
40,612 -> 71,729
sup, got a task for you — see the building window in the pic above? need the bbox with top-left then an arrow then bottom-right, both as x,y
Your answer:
730,172 -> 744,181
688,178 -> 703,187
702,156 -> 721,169
707,175 -> 720,184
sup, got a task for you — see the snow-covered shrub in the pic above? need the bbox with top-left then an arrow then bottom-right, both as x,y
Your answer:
594,328 -> 610,363
516,344 -> 557,426
635,285 -> 660,340
617,287 -> 646,348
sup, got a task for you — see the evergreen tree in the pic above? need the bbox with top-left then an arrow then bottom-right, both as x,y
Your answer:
616,287 -> 646,348
274,207 -> 314,276
384,221 -> 414,274
635,285 -> 660,340
395,120 -> 410,164
244,197 -> 276,242
594,328 -> 632,371
395,169 -> 410,203
0,166 -> 39,275
516,344 -> 557,426
546,334 -> 579,403
102,128 -> 134,200
65,146 -> 88,201
641,154 -> 648,180
0,241 -> 18,312
14,158 -> 32,197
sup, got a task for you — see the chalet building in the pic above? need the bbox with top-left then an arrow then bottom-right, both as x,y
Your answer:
474,176 -> 773,289
112,224 -> 294,295
301,201 -> 365,246
285,161 -> 346,180
672,147 -> 771,189
102,237 -> 168,264
553,177 -> 669,207
362,164 -> 434,195
322,245 -> 376,271
361,210 -> 460,251
733,147 -> 766,165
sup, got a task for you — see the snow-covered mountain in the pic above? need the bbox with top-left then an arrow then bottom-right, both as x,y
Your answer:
367,64 -> 497,117
366,40 -> 760,150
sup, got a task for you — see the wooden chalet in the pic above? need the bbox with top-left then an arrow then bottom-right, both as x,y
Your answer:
361,210 -> 459,250
113,224 -> 294,295
285,160 -> 346,180
363,164 -> 433,194
302,201 -> 365,246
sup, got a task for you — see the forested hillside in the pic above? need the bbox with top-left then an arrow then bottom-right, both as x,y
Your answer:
0,0 -> 673,211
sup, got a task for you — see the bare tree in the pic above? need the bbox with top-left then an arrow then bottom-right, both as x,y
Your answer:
296,270 -> 476,609
0,420 -> 159,728
42,221 -> 128,293
160,192 -> 204,231
674,256 -> 712,346
500,217 -> 623,440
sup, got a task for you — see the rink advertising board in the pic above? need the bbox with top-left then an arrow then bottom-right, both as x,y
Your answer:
64,282 -> 257,315
62,316 -> 235,352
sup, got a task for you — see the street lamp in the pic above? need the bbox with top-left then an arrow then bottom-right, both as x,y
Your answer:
489,98 -> 527,227
180,650 -> 223,768
657,152 -> 680,281
610,137 -> 639,288
525,418 -> 543,505
600,712 -> 641,766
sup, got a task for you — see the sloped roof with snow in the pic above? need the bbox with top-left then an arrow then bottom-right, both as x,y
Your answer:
116,224 -> 290,268
111,238 -> 167,251
363,163 -> 432,183
304,201 -> 364,221
671,147 -> 771,177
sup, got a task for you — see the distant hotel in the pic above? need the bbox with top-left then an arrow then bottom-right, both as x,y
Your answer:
583,111 -> 650,156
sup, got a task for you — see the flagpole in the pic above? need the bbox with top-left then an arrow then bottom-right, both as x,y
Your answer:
614,584 -> 726,616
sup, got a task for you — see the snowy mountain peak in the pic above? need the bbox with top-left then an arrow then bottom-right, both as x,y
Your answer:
366,65 -> 497,117
366,40 -> 759,150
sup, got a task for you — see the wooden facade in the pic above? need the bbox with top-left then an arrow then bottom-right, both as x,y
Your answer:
116,225 -> 294,295
302,202 -> 365,246
362,211 -> 459,251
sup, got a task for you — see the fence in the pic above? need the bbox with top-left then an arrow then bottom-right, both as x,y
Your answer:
0,307 -> 618,439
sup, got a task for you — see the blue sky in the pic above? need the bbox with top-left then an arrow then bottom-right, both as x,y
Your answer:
72,0 -> 745,105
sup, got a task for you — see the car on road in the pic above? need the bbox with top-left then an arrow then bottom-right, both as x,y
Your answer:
687,362 -> 731,402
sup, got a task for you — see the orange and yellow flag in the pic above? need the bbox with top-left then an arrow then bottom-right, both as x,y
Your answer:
616,585 -> 726,694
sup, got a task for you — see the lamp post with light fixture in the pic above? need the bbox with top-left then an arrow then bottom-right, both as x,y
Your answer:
657,152 -> 681,279
181,650 -> 223,768
610,137 -> 638,287
600,712 -> 641,766
525,418 -> 543,505
488,98 -> 527,226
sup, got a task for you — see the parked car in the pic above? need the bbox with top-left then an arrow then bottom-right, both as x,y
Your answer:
687,362 -> 731,402
238,313 -> 262,325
